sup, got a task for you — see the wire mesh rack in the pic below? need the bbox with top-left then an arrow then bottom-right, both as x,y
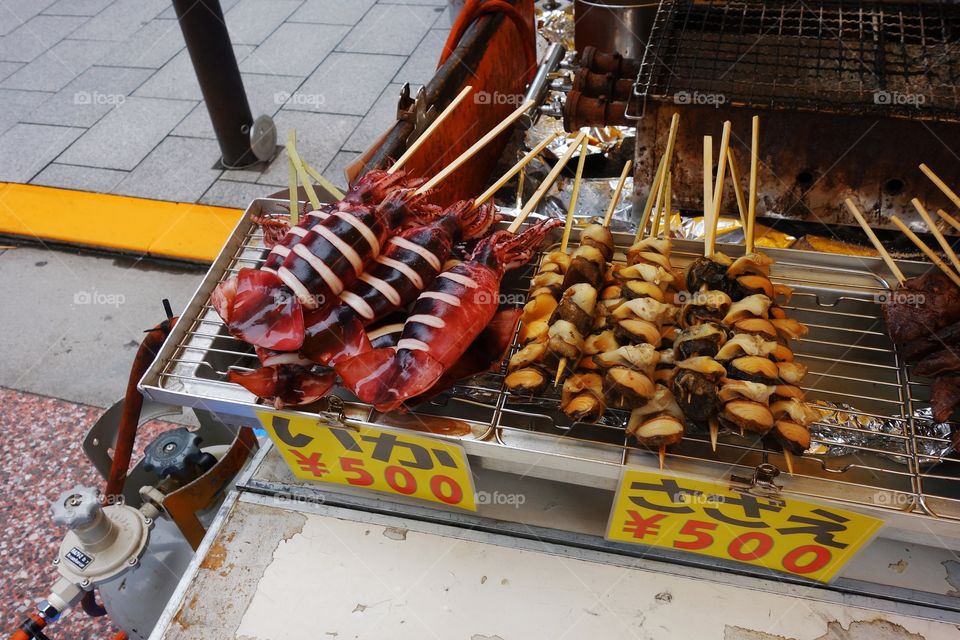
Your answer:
140,199 -> 960,526
633,0 -> 960,122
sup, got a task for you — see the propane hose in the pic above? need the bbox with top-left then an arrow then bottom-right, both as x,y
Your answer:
439,0 -> 537,85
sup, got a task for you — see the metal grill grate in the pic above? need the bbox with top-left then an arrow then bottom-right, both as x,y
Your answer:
634,0 -> 960,121
141,200 -> 960,523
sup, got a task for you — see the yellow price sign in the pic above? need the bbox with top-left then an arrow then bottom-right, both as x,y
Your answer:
256,410 -> 477,511
607,469 -> 882,582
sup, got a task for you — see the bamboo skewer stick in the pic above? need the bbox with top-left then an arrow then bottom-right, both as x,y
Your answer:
913,199 -> 960,275
560,138 -> 590,252
844,199 -> 906,285
474,132 -> 560,208
726,147 -> 748,233
891,215 -> 960,288
389,85 -> 473,174
507,130 -> 587,233
709,417 -> 719,452
703,135 -> 714,257
659,445 -> 666,470
287,130 -> 322,213
711,121 -> 732,221
938,208 -> 960,234
920,163 -> 960,212
636,113 -> 680,242
301,158 -> 345,201
288,131 -> 300,226
747,115 -> 760,254
603,160 -> 634,229
783,450 -> 795,475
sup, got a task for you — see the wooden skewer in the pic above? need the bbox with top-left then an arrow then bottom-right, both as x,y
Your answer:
603,160 -> 634,229
703,135 -> 714,257
726,147 -> 748,233
711,121 -> 732,220
288,130 -> 299,226
286,130 -> 322,212
783,449 -> 795,475
709,416 -> 719,452
301,157 -> 344,201
507,130 -> 587,233
919,163 -> 960,212
560,138 -> 589,252
417,99 -> 536,195
913,198 -> 960,275
636,113 -> 680,241
389,85 -> 473,174
474,132 -> 560,208
747,115 -> 760,254
890,215 -> 960,288
843,199 -> 906,285
658,445 -> 666,470
660,171 -> 673,237
938,208 -> 960,234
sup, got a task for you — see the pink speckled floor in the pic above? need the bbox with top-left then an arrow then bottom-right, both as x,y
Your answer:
0,387 -> 170,639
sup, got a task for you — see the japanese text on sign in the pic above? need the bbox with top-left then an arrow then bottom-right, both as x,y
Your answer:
607,470 -> 882,582
256,410 -> 477,511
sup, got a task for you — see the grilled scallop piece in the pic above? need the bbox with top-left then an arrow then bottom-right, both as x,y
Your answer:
732,317 -> 778,339
770,398 -> 820,426
508,340 -> 548,372
768,420 -> 811,455
505,367 -> 547,395
529,271 -> 564,298
734,274 -> 774,299
627,384 -> 685,447
728,355 -> 780,385
615,319 -> 662,347
776,361 -> 808,385
621,279 -> 667,302
773,384 -> 806,401
562,372 -> 605,422
593,343 -> 659,373
551,283 -> 598,334
715,332 -> 778,362
727,252 -> 773,278
605,367 -> 656,405
562,244 -> 607,289
618,262 -> 676,289
627,237 -> 671,263
580,223 -> 615,261
672,357 -> 726,423
718,378 -> 777,404
686,254 -> 733,292
723,294 -> 772,325
772,317 -> 808,341
721,399 -> 775,435
679,289 -> 733,328
613,297 -> 678,325
547,320 -> 585,362
675,322 -> 728,360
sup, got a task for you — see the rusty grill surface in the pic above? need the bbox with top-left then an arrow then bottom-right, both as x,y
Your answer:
140,200 -> 960,530
634,0 -> 960,121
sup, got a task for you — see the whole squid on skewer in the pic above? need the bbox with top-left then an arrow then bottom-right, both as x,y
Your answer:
212,186 -> 440,351
337,218 -> 563,412
295,199 -> 499,365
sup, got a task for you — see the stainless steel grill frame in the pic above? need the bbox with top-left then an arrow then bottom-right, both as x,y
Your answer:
633,0 -> 960,122
140,198 -> 960,543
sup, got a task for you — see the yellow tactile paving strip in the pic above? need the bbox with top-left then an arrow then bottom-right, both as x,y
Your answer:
0,183 -> 244,262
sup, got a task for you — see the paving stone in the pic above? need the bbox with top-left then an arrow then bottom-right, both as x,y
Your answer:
224,0 -> 303,45
0,88 -> 52,135
0,39 -> 114,92
0,123 -> 83,182
338,3 -> 438,55
394,28 -> 445,87
343,82 -> 402,153
240,22 -> 349,77
24,66 -> 153,128
379,0 -> 449,5
42,0 -> 113,17
0,61 -> 20,82
290,51 -> 402,116
257,110 -> 360,186
0,0 -> 59,36
0,15 -> 89,63
31,162 -> 127,192
112,136 -> 222,202
134,45 -> 254,101
67,0 -> 168,42
200,178 -> 276,209
170,101 -> 215,139
97,19 -> 186,69
322,150 -> 360,192
56,96 -> 195,170
289,0 -> 377,26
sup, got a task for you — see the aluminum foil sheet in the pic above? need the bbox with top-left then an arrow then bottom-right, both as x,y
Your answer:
536,1 -> 575,51
675,216 -> 797,249
808,401 -> 954,465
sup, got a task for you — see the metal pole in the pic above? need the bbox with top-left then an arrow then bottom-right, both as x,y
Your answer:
170,0 -> 266,168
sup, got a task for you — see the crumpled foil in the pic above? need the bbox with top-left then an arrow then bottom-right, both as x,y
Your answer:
808,401 -> 954,465
526,118 -> 630,158
536,1 -> 575,51
675,216 -> 797,249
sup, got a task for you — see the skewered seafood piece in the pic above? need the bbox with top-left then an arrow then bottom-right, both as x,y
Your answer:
627,385 -> 685,448
562,373 -> 605,422
672,356 -> 726,422
337,219 -> 562,412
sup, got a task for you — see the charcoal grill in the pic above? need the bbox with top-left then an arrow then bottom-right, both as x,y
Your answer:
629,0 -> 960,233
140,198 -> 960,560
